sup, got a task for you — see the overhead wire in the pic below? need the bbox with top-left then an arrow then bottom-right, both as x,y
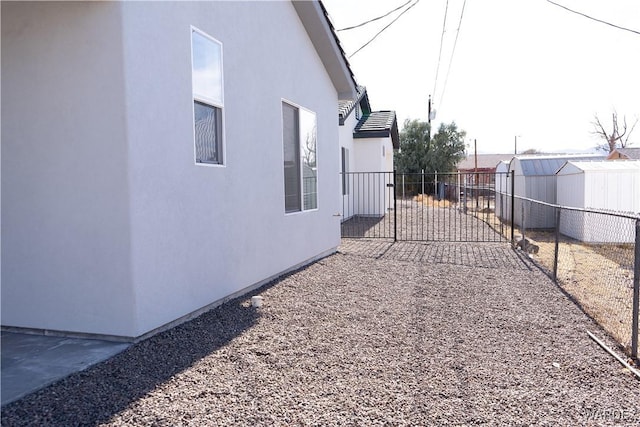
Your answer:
545,0 -> 640,36
431,0 -> 450,105
337,0 -> 413,32
349,0 -> 420,59
438,0 -> 467,109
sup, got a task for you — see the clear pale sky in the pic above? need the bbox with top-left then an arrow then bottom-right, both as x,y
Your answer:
322,0 -> 640,154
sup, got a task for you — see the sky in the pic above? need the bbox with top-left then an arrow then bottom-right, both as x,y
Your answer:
322,0 -> 640,154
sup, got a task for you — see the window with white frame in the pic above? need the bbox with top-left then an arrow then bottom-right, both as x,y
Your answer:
282,101 -> 317,213
191,27 -> 224,165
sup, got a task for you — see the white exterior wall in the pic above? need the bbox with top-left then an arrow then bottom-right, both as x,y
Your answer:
495,161 -> 510,221
556,165 -> 587,241
558,164 -> 639,243
339,114 -> 357,220
353,138 -> 392,216
2,1 -> 345,338
1,2 -> 136,337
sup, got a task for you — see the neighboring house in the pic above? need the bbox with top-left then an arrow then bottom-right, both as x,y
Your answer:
339,86 -> 399,219
607,147 -> 640,160
505,154 -> 604,228
1,1 -> 356,340
457,154 -> 514,187
556,160 -> 640,243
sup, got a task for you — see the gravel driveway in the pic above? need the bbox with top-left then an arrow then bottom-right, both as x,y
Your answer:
2,238 -> 640,426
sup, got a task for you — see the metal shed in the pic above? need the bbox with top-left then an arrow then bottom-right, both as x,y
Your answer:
556,160 -> 640,243
494,160 -> 512,221
508,154 -> 604,229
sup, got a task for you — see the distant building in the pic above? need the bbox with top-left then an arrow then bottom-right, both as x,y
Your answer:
457,154 -> 514,186
607,147 -> 640,160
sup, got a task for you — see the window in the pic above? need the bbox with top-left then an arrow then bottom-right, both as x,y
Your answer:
191,28 -> 224,165
341,147 -> 349,195
282,101 -> 317,213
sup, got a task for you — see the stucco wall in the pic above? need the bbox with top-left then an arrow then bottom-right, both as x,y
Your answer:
339,113 -> 357,220
2,1 -> 344,338
1,2 -> 136,336
120,2 -> 341,336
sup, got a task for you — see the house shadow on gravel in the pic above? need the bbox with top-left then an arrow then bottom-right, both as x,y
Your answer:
0,293 -> 264,426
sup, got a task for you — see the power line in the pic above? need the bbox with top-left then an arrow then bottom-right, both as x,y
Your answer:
439,0 -> 467,108
349,0 -> 420,59
545,0 -> 640,36
431,0 -> 450,104
337,0 -> 413,32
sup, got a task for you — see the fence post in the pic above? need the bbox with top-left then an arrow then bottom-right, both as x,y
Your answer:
553,207 -> 561,282
394,170 -> 398,242
510,172 -> 515,246
632,218 -> 640,361
521,201 -> 526,245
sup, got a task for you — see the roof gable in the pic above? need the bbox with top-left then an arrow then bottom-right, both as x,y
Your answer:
339,85 -> 371,125
608,147 -> 640,160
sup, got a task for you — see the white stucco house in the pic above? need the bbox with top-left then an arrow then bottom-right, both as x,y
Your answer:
1,1 -> 357,341
338,86 -> 399,219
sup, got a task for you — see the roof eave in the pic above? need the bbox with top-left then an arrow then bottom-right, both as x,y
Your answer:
293,1 -> 357,100
353,130 -> 391,139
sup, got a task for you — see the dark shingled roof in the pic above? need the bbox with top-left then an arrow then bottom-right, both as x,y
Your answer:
318,1 -> 358,94
353,111 -> 400,149
338,85 -> 370,125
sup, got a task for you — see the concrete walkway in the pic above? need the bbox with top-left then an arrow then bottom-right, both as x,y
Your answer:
1,332 -> 129,406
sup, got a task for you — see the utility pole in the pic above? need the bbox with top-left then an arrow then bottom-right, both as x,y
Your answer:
428,95 -> 432,139
474,139 -> 479,209
514,135 -> 517,155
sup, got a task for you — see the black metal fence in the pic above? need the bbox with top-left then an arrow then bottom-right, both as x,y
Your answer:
340,171 -> 504,242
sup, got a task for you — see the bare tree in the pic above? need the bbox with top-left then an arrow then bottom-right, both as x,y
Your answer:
592,111 -> 638,153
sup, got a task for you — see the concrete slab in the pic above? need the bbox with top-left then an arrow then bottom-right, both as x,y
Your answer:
1,332 -> 129,406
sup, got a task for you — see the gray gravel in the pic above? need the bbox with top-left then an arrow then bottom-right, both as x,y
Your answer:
2,238 -> 640,426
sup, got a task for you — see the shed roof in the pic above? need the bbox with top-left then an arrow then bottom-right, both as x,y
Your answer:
510,154 -> 604,176
558,159 -> 640,174
353,111 -> 400,149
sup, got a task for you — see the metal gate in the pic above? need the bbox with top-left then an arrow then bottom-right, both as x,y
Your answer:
340,171 -> 511,242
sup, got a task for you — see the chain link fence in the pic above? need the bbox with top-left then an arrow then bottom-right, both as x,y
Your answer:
504,196 -> 640,361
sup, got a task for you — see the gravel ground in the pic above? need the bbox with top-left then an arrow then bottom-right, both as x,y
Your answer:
3,236 -> 640,425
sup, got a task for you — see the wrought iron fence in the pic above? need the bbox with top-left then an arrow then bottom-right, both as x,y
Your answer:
340,171 -> 505,242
